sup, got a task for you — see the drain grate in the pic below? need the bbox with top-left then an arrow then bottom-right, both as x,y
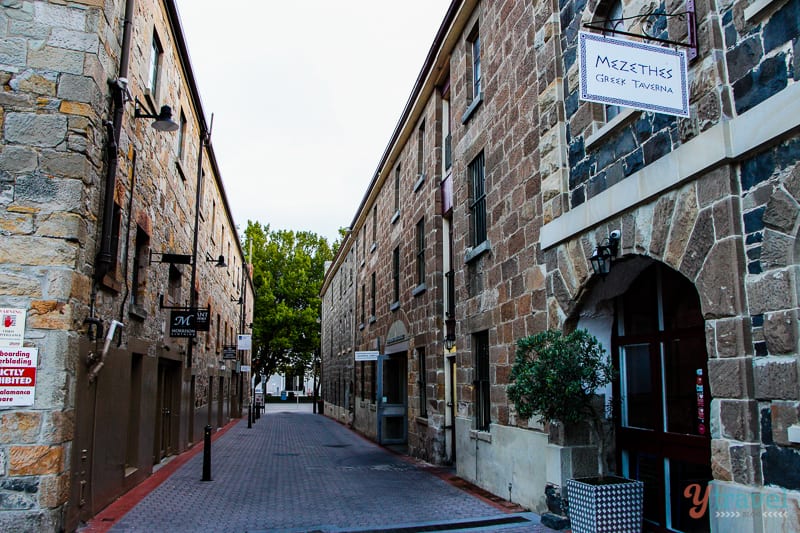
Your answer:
346,515 -> 531,532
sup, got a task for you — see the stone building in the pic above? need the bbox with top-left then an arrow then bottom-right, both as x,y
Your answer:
320,0 -> 800,531
0,1 -> 252,530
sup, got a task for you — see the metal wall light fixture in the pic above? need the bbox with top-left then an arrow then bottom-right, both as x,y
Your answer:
444,318 -> 456,350
134,97 -> 180,132
590,230 -> 621,277
206,252 -> 227,268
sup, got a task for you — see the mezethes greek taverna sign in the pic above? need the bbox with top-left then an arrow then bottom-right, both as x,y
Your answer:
578,31 -> 689,118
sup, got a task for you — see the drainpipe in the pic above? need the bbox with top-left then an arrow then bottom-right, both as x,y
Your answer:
96,0 -> 135,280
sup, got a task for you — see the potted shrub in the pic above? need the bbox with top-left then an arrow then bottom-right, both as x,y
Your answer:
507,329 -> 644,533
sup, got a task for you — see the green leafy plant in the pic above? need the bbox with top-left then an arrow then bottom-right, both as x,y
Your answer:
508,329 -> 615,475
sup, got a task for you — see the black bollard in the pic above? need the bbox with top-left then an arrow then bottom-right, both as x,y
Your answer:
202,424 -> 212,481
247,403 -> 252,428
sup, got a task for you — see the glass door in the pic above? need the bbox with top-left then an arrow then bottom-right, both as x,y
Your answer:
614,264 -> 711,533
377,354 -> 407,444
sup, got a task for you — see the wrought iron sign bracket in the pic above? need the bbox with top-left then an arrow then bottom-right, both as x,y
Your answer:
583,0 -> 697,61
158,294 -> 210,312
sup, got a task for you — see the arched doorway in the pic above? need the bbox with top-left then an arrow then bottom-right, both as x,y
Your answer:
612,263 -> 711,532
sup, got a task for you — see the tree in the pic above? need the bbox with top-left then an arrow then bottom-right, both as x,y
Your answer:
244,222 -> 335,383
507,329 -> 615,476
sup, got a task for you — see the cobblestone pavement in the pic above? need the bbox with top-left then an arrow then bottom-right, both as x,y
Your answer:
103,403 -> 559,532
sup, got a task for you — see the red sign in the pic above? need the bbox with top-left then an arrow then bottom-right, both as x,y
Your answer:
0,347 -> 38,406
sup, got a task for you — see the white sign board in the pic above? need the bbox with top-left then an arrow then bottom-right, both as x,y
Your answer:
241,365 -> 251,372
578,31 -> 689,118
0,347 -> 37,406
355,351 -> 380,361
0,308 -> 26,347
237,334 -> 252,350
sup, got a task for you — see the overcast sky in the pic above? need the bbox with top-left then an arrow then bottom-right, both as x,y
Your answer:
173,1 -> 451,244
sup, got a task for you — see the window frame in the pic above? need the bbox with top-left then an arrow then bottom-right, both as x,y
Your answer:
416,217 -> 425,288
468,151 -> 487,248
147,32 -> 163,100
474,331 -> 491,431
418,347 -> 427,418
391,246 -> 400,307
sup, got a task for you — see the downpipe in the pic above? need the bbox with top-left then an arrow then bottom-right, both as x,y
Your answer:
87,320 -> 124,383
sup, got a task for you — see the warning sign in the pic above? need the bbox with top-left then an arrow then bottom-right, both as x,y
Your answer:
0,347 -> 37,406
0,308 -> 26,347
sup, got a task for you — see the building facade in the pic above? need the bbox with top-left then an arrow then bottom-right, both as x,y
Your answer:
0,1 -> 253,531
320,0 -> 800,531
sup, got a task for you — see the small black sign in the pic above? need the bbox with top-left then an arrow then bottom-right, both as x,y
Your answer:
222,345 -> 237,360
195,308 -> 210,332
169,310 -> 196,338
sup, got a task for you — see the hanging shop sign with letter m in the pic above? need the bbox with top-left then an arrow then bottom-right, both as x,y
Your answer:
578,31 -> 689,117
169,310 -> 196,338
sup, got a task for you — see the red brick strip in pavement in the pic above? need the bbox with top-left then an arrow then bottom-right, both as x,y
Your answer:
80,418 -> 240,533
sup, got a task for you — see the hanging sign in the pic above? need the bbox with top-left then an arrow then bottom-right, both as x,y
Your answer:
578,31 -> 690,117
0,308 -> 26,347
355,351 -> 380,361
195,308 -> 210,332
222,345 -> 237,360
237,334 -> 252,350
0,347 -> 37,406
169,310 -> 196,338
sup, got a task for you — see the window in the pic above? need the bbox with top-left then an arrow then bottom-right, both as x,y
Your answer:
418,347 -> 427,418
392,246 -> 400,305
468,151 -> 487,247
131,226 -> 149,308
442,81 -> 452,174
474,331 -> 490,431
147,33 -> 163,99
462,27 -> 482,123
470,32 -> 481,101
361,228 -> 366,263
415,121 -> 425,190
370,272 -> 376,319
360,283 -> 365,324
416,218 -> 425,287
372,205 -> 377,244
177,110 -> 187,161
393,165 -> 401,215
167,263 -> 182,306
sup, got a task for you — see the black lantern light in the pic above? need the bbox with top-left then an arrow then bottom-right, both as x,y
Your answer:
590,230 -> 621,277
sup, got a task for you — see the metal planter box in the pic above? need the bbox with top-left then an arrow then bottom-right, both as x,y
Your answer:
567,476 -> 644,533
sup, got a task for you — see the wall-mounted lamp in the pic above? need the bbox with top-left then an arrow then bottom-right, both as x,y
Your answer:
134,97 -> 180,132
444,319 -> 456,351
149,251 -> 192,265
589,230 -> 621,277
206,253 -> 227,268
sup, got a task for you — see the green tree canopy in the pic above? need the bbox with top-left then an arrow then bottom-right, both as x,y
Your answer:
244,222 -> 335,380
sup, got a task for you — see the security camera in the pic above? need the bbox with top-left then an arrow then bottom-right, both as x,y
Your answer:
609,230 -> 621,240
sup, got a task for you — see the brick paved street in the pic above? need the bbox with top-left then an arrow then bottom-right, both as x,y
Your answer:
89,403 -> 559,532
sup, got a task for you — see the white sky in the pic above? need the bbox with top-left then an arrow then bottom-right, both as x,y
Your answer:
173,1 -> 452,244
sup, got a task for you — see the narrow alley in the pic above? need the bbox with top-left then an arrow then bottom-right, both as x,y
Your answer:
83,405 -> 556,533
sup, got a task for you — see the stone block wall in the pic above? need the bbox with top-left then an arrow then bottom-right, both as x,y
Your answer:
0,1 -> 116,529
0,1 -> 252,529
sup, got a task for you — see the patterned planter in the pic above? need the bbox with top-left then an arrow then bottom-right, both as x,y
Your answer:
567,476 -> 644,533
